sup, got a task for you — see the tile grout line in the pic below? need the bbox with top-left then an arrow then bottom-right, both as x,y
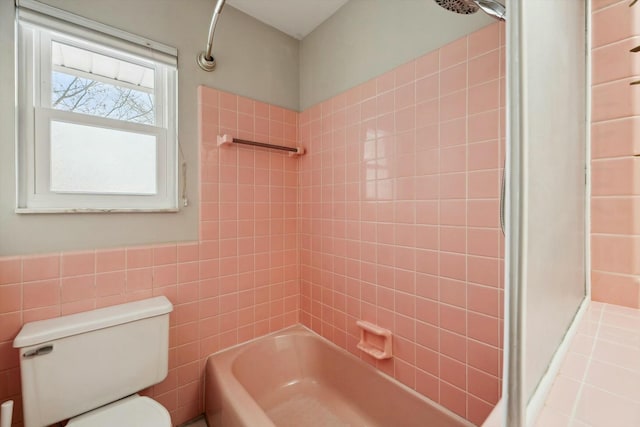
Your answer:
567,305 -> 605,423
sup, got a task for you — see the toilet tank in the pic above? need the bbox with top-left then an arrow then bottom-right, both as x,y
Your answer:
13,296 -> 173,427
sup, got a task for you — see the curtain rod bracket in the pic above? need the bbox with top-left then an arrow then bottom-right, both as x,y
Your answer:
197,52 -> 216,71
198,0 -> 227,72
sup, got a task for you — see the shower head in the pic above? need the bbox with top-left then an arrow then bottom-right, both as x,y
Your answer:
434,0 -> 479,15
434,0 -> 506,21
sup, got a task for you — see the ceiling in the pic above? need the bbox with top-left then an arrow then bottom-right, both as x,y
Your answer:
227,0 -> 350,40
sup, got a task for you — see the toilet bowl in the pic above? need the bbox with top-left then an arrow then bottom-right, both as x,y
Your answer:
13,297 -> 173,427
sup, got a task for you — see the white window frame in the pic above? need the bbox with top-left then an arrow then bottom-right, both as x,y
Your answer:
16,0 -> 179,212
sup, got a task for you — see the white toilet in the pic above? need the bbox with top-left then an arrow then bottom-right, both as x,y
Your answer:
13,296 -> 173,427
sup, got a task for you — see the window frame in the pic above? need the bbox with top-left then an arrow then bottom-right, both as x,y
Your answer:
16,2 -> 179,213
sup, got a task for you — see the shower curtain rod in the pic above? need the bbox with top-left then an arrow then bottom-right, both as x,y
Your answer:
217,134 -> 306,157
197,0 -> 227,71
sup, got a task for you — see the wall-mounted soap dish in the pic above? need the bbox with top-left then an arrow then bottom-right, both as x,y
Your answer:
356,320 -> 393,360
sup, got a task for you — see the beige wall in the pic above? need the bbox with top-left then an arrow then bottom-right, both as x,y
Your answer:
0,0 -> 299,256
299,0 -> 493,110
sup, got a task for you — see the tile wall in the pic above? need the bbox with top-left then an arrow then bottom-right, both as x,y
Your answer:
298,23 -> 506,425
0,87 -> 299,426
0,21 -> 510,427
591,0 -> 640,308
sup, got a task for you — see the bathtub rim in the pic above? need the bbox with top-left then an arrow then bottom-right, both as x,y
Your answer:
204,323 -> 476,427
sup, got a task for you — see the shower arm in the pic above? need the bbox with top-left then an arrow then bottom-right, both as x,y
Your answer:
475,0 -> 506,21
197,0 -> 227,72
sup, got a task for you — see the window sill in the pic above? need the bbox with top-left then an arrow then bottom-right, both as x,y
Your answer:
15,207 -> 180,214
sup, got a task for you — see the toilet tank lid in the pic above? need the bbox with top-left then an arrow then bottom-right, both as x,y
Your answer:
13,296 -> 173,348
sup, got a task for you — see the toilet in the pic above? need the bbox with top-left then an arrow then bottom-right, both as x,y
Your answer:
13,296 -> 173,427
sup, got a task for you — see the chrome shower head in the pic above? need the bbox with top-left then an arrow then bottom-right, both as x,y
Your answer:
434,0 -> 506,21
434,0 -> 479,15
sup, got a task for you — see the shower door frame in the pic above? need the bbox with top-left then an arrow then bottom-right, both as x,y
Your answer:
503,1 -> 592,426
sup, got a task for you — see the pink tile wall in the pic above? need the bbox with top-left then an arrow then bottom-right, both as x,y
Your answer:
0,24 -> 507,427
591,0 -> 640,309
297,23 -> 505,426
198,86 -> 299,344
0,88 -> 299,427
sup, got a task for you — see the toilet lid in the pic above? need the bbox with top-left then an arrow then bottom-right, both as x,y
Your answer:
66,395 -> 171,427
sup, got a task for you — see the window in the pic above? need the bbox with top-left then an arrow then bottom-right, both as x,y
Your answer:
16,0 -> 178,212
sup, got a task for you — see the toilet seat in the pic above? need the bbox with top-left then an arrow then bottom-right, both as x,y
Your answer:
66,394 -> 171,427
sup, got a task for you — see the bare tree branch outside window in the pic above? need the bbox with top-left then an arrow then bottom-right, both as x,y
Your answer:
52,71 -> 155,124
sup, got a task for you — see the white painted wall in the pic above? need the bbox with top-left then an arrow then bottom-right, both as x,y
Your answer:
0,0 -> 299,256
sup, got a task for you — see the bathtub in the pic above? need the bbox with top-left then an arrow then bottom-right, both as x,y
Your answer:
205,325 -> 473,427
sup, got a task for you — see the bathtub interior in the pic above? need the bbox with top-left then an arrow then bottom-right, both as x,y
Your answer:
208,326 -> 472,427
232,333 -> 379,426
